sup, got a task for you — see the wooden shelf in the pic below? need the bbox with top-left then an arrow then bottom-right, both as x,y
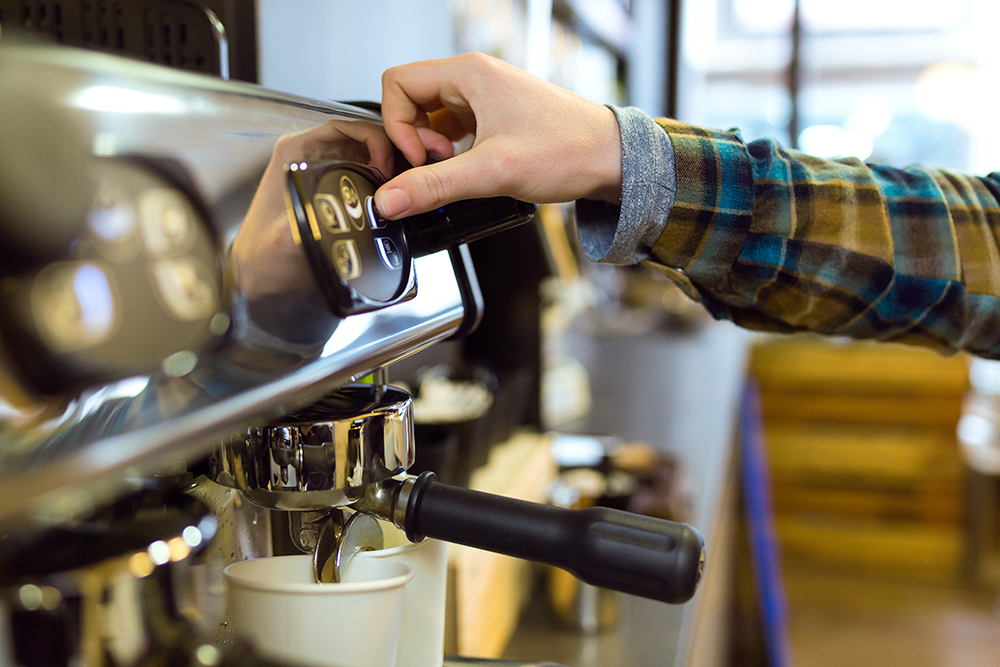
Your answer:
444,432 -> 558,658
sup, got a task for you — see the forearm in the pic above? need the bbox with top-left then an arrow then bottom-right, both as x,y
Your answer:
588,112 -> 1000,358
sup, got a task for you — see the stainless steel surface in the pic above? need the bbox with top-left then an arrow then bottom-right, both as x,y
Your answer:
313,511 -> 383,583
288,509 -> 328,553
356,474 -> 419,530
186,475 -> 273,563
210,384 -> 414,510
0,488 -> 219,667
0,44 -> 468,531
185,476 -> 272,640
312,510 -> 347,582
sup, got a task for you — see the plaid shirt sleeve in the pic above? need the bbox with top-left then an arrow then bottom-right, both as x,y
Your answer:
644,119 -> 1000,359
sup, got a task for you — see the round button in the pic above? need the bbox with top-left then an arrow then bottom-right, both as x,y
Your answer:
313,193 -> 348,233
151,256 -> 219,321
340,175 -> 365,229
138,188 -> 196,255
332,240 -> 362,281
375,237 -> 403,270
31,261 -> 119,353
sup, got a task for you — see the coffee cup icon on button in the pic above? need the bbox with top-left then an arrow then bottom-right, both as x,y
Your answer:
333,240 -> 362,281
340,175 -> 364,229
314,194 -> 348,233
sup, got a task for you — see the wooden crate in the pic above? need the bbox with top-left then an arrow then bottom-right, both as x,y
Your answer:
775,514 -> 964,582
750,337 -> 970,581
764,424 -> 962,488
750,337 -> 969,397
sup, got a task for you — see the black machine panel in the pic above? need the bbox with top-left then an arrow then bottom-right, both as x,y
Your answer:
0,0 -> 228,76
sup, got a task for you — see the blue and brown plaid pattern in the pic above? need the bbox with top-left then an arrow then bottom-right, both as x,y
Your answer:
645,119 -> 1000,358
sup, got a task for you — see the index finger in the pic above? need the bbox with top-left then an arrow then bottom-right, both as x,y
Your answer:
381,57 -> 479,166
381,66 -> 439,167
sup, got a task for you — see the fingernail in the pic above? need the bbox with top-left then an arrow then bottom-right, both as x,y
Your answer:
376,188 -> 411,219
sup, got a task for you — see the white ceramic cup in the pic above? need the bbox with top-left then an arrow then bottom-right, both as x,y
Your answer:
224,555 -> 413,667
363,522 -> 448,667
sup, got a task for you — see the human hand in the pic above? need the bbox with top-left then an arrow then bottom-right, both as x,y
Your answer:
375,53 -> 623,219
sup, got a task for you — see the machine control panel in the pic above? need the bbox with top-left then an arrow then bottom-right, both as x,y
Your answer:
0,158 -> 228,393
285,163 -> 416,317
285,160 -> 537,319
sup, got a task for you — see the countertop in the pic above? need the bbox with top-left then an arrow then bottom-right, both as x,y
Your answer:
502,318 -> 751,667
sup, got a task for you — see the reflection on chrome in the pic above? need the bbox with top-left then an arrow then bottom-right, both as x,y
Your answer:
72,85 -> 189,115
0,44 -> 469,531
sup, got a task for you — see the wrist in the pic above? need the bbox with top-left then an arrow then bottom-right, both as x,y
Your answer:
577,106 -> 676,265
587,105 -> 624,205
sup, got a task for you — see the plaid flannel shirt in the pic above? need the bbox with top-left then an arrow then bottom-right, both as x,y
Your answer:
642,119 -> 1000,359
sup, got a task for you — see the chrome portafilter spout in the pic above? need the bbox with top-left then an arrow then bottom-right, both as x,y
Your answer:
311,510 -> 383,583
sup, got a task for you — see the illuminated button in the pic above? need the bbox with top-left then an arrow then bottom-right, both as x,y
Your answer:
313,193 -> 348,233
90,180 -> 135,242
332,240 -> 362,280
89,179 -> 139,263
32,262 -> 119,353
89,206 -> 135,242
151,257 -> 219,321
138,188 -> 196,255
375,237 -> 403,270
340,175 -> 364,229
366,196 -> 386,229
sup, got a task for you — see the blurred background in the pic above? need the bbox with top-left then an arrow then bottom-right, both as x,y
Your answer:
5,0 -> 1000,666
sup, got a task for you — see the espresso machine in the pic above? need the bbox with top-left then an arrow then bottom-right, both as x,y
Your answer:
0,41 -> 704,667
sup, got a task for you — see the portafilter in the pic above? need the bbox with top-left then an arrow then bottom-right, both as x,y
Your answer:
211,383 -> 705,604
212,156 -> 703,601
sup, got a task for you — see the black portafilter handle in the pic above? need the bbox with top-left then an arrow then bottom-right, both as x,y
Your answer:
395,472 -> 705,604
401,197 -> 537,258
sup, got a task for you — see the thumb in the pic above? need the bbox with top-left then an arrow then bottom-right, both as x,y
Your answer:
375,151 -> 498,219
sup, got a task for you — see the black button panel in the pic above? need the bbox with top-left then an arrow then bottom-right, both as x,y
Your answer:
285,162 -> 414,317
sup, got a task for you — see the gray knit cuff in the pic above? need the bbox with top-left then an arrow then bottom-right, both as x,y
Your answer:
576,106 -> 676,265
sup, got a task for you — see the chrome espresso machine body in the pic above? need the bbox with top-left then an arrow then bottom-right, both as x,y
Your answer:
0,43 -> 704,667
